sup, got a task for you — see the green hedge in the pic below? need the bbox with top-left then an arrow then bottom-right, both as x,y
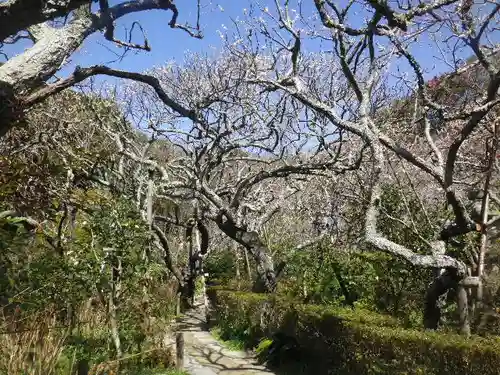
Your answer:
207,288 -> 500,375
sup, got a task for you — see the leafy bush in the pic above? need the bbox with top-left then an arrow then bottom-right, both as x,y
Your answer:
209,327 -> 246,351
208,289 -> 500,375
276,242 -> 433,323
255,337 -> 273,358
205,249 -> 239,284
0,196 -> 180,374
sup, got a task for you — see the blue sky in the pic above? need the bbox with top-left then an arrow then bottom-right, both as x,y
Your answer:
67,0 -> 254,73
72,0 -> 498,83
3,0 -> 498,83
1,1 -> 251,72
2,0 -> 496,152
72,0 -> 430,75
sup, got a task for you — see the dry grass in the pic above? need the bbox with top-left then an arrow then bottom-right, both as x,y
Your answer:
0,307 -> 68,375
0,285 -> 179,375
0,300 -> 108,375
76,298 -> 108,337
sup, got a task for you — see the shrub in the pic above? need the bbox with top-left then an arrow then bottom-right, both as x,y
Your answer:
208,289 -> 500,375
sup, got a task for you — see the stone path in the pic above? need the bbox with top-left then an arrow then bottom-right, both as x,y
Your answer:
169,300 -> 274,375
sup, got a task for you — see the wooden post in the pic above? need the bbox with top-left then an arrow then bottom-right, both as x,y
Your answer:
233,241 -> 241,280
176,332 -> 184,369
244,248 -> 252,281
457,284 -> 471,337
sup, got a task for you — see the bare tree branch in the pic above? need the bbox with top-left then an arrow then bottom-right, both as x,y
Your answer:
0,0 -> 89,40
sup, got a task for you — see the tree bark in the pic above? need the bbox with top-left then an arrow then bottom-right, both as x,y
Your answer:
0,7 -> 94,91
186,221 -> 196,307
0,0 -> 90,41
108,250 -> 123,359
109,291 -> 122,359
215,214 -> 276,293
145,171 -> 155,261
152,223 -> 184,285
457,282 -> 471,337
0,0 -> 181,90
476,121 -> 497,314
423,269 -> 458,330
0,0 -> 186,138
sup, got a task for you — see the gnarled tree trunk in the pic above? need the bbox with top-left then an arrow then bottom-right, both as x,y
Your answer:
215,214 -> 276,293
0,0 -> 90,41
0,0 -> 185,138
423,269 -> 458,330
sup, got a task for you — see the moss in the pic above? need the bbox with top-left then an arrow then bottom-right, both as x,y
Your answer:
209,289 -> 500,375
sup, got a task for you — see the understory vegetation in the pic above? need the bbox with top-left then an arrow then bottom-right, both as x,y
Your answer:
207,288 -> 500,375
0,94 -> 184,374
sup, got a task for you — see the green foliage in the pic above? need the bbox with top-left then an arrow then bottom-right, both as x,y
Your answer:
255,337 -> 273,356
210,327 -> 246,351
280,243 -> 376,305
0,195 -> 178,373
205,249 -> 239,283
270,183 -> 448,323
378,184 -> 435,251
0,90 -> 185,375
277,243 -> 431,323
194,276 -> 205,297
209,289 -> 500,375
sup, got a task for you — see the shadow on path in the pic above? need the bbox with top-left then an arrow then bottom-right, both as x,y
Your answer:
173,299 -> 273,375
170,296 -> 313,375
